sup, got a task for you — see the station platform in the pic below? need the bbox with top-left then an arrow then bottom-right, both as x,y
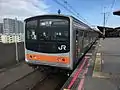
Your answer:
61,38 -> 120,90
61,41 -> 98,90
90,38 -> 120,90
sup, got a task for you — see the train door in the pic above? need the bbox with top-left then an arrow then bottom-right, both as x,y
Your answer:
78,30 -> 84,57
83,31 -> 88,49
76,30 -> 79,61
75,30 -> 84,62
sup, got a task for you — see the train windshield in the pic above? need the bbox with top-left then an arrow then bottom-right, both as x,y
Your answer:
26,20 -> 37,40
38,19 -> 69,41
26,18 -> 70,41
25,16 -> 70,53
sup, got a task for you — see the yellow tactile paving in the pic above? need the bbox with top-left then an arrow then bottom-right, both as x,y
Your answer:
93,53 -> 102,72
92,51 -> 111,78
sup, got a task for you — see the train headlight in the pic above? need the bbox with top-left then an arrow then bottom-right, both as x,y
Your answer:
27,54 -> 37,60
62,58 -> 65,61
30,55 -> 32,58
33,55 -> 37,59
57,57 -> 65,62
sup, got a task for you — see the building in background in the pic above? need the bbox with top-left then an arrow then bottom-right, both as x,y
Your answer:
3,18 -> 24,34
0,23 -> 3,34
0,33 -> 24,43
0,34 -> 2,42
0,18 -> 24,43
3,18 -> 15,34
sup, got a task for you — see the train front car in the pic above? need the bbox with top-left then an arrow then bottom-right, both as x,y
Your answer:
24,15 -> 72,70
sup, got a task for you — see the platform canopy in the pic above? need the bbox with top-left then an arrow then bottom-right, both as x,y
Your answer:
97,26 -> 120,37
113,10 -> 120,16
115,27 -> 120,30
97,26 -> 114,32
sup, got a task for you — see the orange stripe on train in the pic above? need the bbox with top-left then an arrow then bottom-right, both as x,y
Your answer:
26,54 -> 70,64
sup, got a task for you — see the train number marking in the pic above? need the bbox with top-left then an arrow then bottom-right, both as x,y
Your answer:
58,45 -> 66,50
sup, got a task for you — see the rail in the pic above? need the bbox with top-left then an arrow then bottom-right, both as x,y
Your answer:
62,56 -> 89,90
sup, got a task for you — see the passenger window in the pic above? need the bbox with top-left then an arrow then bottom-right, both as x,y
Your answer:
76,30 -> 79,41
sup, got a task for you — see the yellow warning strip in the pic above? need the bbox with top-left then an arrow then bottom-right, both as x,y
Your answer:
93,53 -> 102,72
92,52 -> 102,78
92,52 -> 111,78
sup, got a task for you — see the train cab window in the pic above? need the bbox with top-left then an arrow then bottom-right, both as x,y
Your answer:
27,29 -> 37,40
54,31 -> 68,40
26,20 -> 37,40
26,20 -> 37,28
38,19 -> 69,41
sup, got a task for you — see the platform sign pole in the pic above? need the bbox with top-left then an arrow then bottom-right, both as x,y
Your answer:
15,17 -> 19,63
103,12 -> 106,36
102,7 -> 109,37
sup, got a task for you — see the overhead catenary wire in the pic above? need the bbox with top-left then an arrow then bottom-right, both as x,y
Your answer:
52,0 -> 78,17
52,0 -> 92,27
61,0 -> 79,15
61,0 -> 92,26
105,0 -> 116,24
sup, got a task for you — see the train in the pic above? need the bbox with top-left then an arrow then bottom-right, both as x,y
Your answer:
24,14 -> 100,71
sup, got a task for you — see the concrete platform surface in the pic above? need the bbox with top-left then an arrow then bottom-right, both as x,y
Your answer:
100,38 -> 120,74
84,76 -> 117,90
85,38 -> 120,90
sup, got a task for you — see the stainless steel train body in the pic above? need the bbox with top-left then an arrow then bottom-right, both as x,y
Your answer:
24,14 -> 99,70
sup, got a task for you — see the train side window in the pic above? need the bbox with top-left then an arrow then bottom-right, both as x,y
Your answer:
79,31 -> 84,38
76,30 -> 79,41
76,30 -> 78,35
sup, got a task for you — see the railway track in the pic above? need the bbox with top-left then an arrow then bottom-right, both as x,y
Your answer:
1,67 -> 53,90
1,64 -> 69,90
0,62 -> 23,73
31,71 -> 68,90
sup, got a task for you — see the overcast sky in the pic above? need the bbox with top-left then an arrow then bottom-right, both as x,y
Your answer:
0,0 -> 50,22
0,0 -> 120,28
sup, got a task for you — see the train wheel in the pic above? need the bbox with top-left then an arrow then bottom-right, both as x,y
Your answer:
28,64 -> 37,69
32,66 -> 38,69
62,70 -> 72,77
67,73 -> 70,76
67,71 -> 72,76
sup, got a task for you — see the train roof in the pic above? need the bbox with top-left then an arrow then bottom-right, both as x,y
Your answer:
24,14 -> 70,21
24,14 -> 92,30
92,27 -> 103,34
70,16 -> 91,28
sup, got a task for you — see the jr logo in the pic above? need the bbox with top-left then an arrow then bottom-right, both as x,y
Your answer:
58,45 -> 66,50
